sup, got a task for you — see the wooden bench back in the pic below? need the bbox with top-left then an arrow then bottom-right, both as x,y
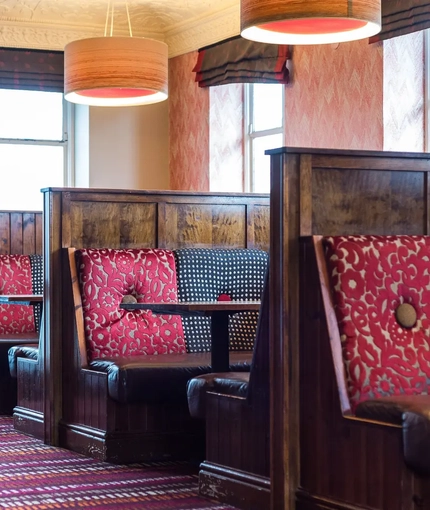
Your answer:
268,147 -> 430,507
0,210 -> 42,255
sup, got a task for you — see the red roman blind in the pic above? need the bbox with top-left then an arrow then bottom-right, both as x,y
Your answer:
193,36 -> 289,88
0,47 -> 64,92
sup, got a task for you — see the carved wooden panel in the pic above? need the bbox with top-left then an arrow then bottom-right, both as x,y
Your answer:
161,203 -> 246,248
250,205 -> 270,251
69,202 -> 157,248
312,169 -> 425,235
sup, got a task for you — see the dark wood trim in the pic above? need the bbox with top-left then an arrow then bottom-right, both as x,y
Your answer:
312,236 -> 350,414
67,248 -> 88,368
13,408 -> 44,440
200,461 -> 271,510
296,489 -> 374,510
43,191 -> 62,446
270,152 -> 300,510
266,146 -> 430,161
42,187 -> 269,200
299,155 -> 312,236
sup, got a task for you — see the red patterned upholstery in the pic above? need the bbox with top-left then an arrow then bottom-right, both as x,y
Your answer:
0,255 -> 35,334
324,235 -> 430,412
76,248 -> 186,360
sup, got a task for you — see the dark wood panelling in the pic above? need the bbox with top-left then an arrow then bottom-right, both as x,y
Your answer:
69,202 -> 157,248
0,211 -> 42,255
249,205 -> 270,250
0,210 -> 42,417
267,147 -> 430,510
163,204 -> 246,248
312,169 -> 425,235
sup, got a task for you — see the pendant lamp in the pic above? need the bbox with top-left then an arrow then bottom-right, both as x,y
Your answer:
64,2 -> 168,107
241,0 -> 381,45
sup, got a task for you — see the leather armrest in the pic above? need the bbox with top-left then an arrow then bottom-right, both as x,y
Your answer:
8,344 -> 39,378
356,395 -> 430,475
187,372 -> 249,419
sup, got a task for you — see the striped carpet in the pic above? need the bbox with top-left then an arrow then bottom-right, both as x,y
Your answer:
0,417 -> 235,509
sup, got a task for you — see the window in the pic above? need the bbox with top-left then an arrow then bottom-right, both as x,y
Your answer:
245,83 -> 284,193
0,89 -> 71,211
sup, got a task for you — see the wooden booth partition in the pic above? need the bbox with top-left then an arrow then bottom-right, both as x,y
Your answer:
268,148 -> 430,510
0,210 -> 42,255
40,188 -> 269,455
0,210 -> 42,418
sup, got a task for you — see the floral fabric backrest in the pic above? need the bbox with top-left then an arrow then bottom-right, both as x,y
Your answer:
324,235 -> 430,411
0,254 -> 37,335
75,248 -> 186,361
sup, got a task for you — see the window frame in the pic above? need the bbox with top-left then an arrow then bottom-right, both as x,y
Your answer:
0,93 -> 74,208
425,29 -> 430,152
244,82 -> 285,192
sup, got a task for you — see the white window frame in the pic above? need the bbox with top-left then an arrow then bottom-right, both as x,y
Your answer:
0,94 -> 74,203
244,83 -> 285,192
425,29 -> 430,152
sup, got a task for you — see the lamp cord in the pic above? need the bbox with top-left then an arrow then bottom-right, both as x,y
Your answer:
104,0 -> 110,37
104,0 -> 133,38
125,2 -> 133,37
110,2 -> 115,36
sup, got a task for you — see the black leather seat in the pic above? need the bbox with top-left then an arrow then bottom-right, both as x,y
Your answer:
89,351 -> 252,404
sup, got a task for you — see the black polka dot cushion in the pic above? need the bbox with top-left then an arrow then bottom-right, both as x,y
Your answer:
174,249 -> 268,353
29,254 -> 43,333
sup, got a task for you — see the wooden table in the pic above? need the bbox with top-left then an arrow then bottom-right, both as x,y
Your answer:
120,301 -> 261,372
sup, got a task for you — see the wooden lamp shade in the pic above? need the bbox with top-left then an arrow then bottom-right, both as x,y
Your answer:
64,36 -> 168,107
241,0 -> 381,45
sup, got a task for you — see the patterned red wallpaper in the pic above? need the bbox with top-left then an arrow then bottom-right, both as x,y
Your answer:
169,51 -> 210,191
169,37 -> 424,192
285,39 -> 384,150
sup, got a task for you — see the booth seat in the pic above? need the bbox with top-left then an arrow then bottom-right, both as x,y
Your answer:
0,254 -> 42,415
319,235 -> 430,477
295,235 -> 430,509
41,246 -> 268,463
73,247 -> 266,406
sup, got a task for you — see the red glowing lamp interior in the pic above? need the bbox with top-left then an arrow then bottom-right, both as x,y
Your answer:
260,18 -> 367,34
78,88 -> 156,99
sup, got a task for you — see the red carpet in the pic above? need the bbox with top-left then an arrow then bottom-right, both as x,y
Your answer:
0,417 -> 235,509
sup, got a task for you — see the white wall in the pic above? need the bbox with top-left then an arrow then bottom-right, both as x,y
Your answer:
74,101 -> 170,190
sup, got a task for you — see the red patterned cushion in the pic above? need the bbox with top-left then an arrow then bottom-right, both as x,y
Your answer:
76,248 -> 186,360
324,235 -> 430,411
0,255 -> 35,334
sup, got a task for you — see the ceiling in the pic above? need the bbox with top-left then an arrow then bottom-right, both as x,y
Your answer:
0,0 -> 240,58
